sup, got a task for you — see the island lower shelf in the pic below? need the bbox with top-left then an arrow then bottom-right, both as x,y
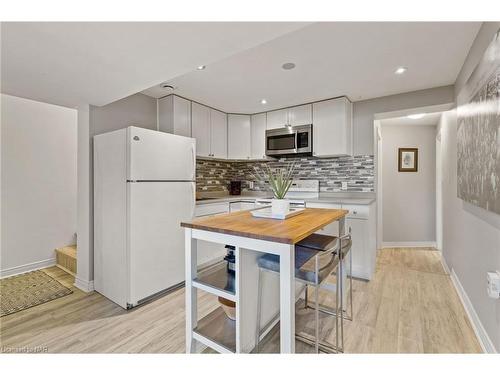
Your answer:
193,263 -> 236,302
193,306 -> 236,353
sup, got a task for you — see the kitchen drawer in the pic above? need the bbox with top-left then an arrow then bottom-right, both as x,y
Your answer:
194,202 -> 229,217
306,202 -> 341,236
342,204 -> 369,219
305,202 -> 341,209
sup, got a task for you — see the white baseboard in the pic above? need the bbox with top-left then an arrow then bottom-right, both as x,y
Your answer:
382,241 -> 437,248
439,252 -> 451,275
0,258 -> 56,278
74,276 -> 94,293
449,268 -> 497,353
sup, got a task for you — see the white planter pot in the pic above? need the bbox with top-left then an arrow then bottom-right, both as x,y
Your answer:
271,199 -> 290,215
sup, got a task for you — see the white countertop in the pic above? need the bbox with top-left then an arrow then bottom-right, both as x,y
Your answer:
196,193 -> 376,206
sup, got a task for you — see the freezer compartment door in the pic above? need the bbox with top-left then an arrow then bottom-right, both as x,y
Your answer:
128,181 -> 195,305
127,127 -> 195,181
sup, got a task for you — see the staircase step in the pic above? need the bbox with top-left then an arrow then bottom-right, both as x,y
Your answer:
55,245 -> 77,276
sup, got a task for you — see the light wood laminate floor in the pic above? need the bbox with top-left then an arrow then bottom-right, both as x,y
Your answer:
0,248 -> 481,353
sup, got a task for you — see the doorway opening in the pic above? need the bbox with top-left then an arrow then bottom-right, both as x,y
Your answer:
373,104 -> 453,250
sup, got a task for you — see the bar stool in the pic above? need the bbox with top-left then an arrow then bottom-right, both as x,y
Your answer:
300,232 -> 354,321
254,231 -> 352,353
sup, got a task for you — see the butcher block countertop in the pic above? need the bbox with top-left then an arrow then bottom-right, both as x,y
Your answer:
181,208 -> 348,244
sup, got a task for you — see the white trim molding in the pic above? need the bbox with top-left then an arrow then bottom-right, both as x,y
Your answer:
382,241 -> 437,248
450,268 -> 497,353
0,258 -> 56,278
74,276 -> 95,293
439,253 -> 450,275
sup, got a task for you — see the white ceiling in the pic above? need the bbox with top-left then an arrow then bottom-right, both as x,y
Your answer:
0,22 -> 308,107
142,22 -> 481,113
379,112 -> 443,127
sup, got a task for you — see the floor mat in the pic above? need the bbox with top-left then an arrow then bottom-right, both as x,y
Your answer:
0,270 -> 73,317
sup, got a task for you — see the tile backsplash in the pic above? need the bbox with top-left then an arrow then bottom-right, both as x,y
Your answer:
196,155 -> 374,193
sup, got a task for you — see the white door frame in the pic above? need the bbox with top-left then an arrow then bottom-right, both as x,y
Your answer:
374,120 -> 383,250
435,129 -> 443,252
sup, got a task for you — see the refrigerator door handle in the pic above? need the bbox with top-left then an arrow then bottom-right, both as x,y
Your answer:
190,182 -> 196,218
191,145 -> 196,181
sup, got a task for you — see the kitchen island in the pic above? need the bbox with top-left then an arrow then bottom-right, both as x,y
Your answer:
181,207 -> 348,354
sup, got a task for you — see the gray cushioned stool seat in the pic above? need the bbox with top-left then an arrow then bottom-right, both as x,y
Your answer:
296,233 -> 338,251
298,233 -> 352,256
257,245 -> 338,284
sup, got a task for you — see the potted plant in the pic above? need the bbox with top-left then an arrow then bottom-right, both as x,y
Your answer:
254,162 -> 296,215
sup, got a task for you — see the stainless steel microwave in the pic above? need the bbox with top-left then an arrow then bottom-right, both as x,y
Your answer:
265,124 -> 312,157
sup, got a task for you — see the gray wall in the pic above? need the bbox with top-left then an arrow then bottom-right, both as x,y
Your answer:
90,92 -> 157,136
441,22 -> 500,352
353,85 -> 454,155
381,125 -> 436,243
1,94 -> 77,275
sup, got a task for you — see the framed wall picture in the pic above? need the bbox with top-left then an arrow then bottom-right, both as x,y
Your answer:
398,148 -> 418,172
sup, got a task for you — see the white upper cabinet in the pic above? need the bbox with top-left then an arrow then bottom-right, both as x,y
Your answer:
172,96 -> 191,137
158,95 -> 191,137
228,114 -> 251,160
288,104 -> 312,126
191,102 -> 211,157
210,109 -> 227,159
266,108 -> 288,129
266,104 -> 312,129
192,103 -> 227,159
250,113 -> 267,160
158,96 -> 174,133
312,97 -> 353,157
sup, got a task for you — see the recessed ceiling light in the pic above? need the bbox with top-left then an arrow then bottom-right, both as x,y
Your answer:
282,62 -> 296,70
260,99 -> 267,105
197,65 -> 206,70
407,113 -> 426,120
161,83 -> 174,90
395,66 -> 408,75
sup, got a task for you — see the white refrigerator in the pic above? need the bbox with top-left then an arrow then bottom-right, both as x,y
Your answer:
93,126 -> 196,309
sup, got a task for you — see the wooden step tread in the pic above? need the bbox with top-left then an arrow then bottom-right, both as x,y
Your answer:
55,245 -> 77,259
55,245 -> 77,275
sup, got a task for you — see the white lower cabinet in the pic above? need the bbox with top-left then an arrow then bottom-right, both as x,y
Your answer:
305,202 -> 341,236
194,202 -> 229,267
305,201 -> 376,280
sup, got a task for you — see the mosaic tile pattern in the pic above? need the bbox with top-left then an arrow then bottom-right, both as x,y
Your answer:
196,155 -> 374,193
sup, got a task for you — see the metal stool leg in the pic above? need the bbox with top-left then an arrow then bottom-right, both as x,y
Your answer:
339,248 -> 344,352
335,256 -> 340,353
349,247 -> 353,320
304,286 -> 308,308
255,268 -> 263,353
314,256 -> 319,353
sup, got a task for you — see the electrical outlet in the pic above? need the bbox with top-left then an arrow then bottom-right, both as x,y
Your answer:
487,271 -> 500,299
341,181 -> 348,190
